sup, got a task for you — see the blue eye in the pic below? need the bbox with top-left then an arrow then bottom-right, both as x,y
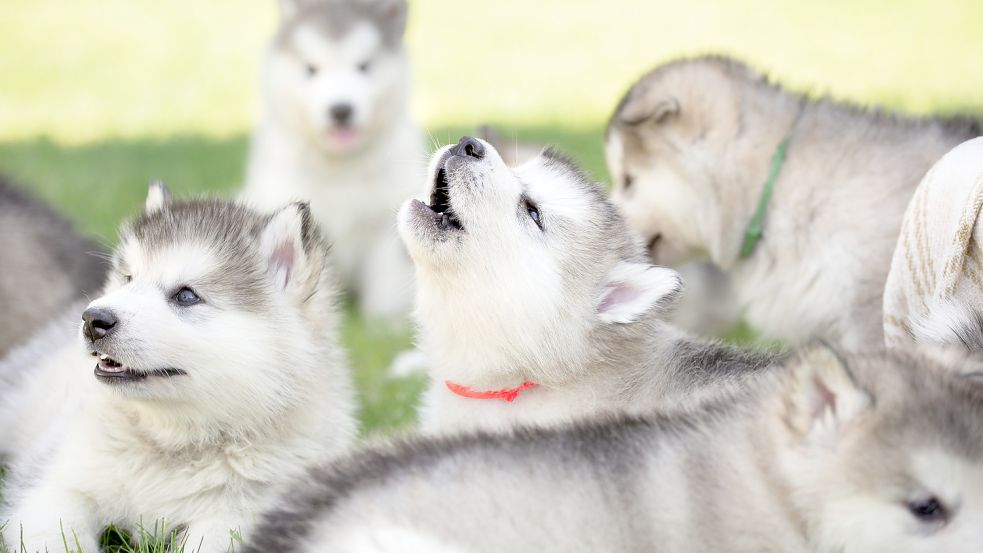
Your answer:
907,497 -> 948,523
173,287 -> 202,307
525,200 -> 543,230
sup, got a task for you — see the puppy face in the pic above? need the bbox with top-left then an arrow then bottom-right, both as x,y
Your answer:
605,121 -> 711,267
780,348 -> 983,553
81,187 -> 329,415
399,138 -> 681,383
268,0 -> 408,156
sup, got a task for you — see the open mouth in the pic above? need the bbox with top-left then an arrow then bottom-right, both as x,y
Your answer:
427,166 -> 463,231
92,352 -> 186,382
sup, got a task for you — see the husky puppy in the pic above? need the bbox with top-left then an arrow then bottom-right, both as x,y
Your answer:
0,175 -> 105,357
242,0 -> 422,322
398,137 -> 770,434
0,184 -> 356,553
245,346 -> 983,553
605,55 -> 981,350
477,127 -> 741,338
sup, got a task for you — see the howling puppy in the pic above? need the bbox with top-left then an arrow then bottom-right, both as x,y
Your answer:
606,55 -> 981,350
0,184 -> 356,553
242,0 -> 422,322
244,346 -> 983,553
399,136 -> 771,434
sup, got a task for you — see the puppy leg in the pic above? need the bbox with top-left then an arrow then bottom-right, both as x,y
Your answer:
3,485 -> 100,553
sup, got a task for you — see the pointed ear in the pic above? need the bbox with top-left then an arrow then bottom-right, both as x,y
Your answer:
619,92 -> 680,126
145,180 -> 172,214
259,202 -> 312,292
373,0 -> 408,43
597,262 -> 682,324
784,344 -> 871,439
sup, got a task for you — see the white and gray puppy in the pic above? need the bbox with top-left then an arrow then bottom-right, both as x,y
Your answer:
605,55 -> 981,350
0,175 -> 105,357
0,184 -> 356,553
242,0 -> 422,322
399,137 -> 770,434
244,346 -> 983,553
477,125 -> 741,338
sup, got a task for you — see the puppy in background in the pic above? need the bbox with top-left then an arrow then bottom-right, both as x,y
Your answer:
0,175 -> 105,357
606,55 -> 980,350
242,0 -> 423,323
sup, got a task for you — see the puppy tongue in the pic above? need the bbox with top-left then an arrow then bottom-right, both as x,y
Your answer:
329,127 -> 359,147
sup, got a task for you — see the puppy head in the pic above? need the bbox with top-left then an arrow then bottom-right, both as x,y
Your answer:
267,0 -> 409,156
82,183 -> 337,420
605,56 -> 760,266
398,138 -> 682,384
777,345 -> 983,553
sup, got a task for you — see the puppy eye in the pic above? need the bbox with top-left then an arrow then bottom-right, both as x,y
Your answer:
907,497 -> 949,524
357,60 -> 371,73
173,287 -> 202,307
525,200 -> 544,231
305,63 -> 318,77
122,274 -> 132,283
623,174 -> 634,190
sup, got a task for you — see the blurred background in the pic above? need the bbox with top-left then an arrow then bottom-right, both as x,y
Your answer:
3,0 -> 981,432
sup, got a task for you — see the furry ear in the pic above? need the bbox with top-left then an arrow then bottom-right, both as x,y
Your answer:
373,0 -> 408,42
784,344 -> 871,439
597,262 -> 682,324
145,180 -> 172,214
259,202 -> 312,292
619,93 -> 680,126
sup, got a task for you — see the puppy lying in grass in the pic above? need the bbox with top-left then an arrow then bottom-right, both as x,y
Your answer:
0,184 -> 356,553
244,345 -> 983,553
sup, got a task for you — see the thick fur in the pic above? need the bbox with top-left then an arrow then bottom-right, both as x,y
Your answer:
0,175 -> 105,357
605,55 -> 981,350
241,0 -> 423,322
0,189 -> 356,553
398,138 -> 773,434
910,300 -> 983,350
244,347 -> 983,553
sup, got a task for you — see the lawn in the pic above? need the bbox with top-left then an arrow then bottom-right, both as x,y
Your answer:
1,0 -> 982,440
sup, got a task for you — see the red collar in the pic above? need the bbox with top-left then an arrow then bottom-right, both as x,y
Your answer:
444,380 -> 537,403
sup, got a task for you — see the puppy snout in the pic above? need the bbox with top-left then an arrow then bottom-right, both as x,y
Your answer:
82,307 -> 118,342
452,136 -> 485,160
329,103 -> 353,126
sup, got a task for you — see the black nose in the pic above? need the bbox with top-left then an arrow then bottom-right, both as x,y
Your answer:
329,103 -> 353,125
82,307 -> 118,342
452,136 -> 485,160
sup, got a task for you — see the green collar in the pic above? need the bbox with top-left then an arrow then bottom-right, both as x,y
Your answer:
738,108 -> 803,259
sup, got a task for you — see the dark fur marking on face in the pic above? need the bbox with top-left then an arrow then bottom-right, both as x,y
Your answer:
120,199 -> 331,313
276,0 -> 407,51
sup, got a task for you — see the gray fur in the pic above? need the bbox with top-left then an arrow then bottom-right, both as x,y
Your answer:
118,198 -> 326,313
246,348 -> 983,553
0,175 -> 105,358
605,55 -> 981,350
275,0 -> 407,50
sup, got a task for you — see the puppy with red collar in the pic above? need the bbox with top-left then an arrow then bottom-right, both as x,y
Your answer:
398,136 -> 772,433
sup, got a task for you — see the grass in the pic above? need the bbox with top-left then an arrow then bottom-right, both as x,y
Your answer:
2,0 -> 983,550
